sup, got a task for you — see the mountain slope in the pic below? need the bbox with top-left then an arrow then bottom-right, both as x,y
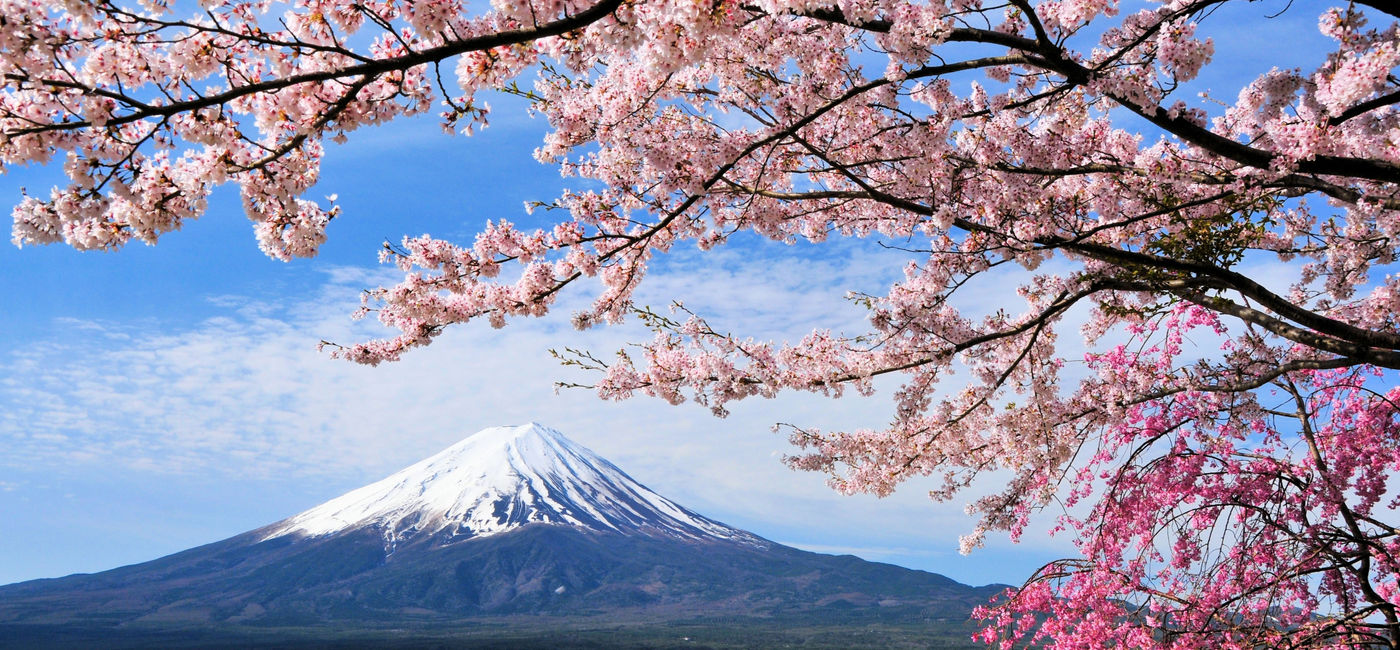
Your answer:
0,423 -> 1001,630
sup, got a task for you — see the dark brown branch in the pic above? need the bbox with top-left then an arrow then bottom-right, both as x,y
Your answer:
5,0 -> 624,137
1180,292 -> 1400,369
1353,0 -> 1400,19
1329,88 -> 1400,126
791,5 -> 1400,186
1063,241 -> 1400,353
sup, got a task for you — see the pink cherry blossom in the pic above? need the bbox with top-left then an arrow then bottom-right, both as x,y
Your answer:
6,0 -> 1400,646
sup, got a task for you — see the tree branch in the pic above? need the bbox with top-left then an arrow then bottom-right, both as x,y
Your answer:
4,0 -> 624,137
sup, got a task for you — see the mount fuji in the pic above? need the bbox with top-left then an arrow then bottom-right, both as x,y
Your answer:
258,422 -> 761,548
0,423 -> 1001,644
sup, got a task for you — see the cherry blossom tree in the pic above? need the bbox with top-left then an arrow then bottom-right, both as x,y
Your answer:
5,0 -> 1400,646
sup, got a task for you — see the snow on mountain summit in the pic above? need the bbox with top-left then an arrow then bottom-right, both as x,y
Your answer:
261,423 -> 759,547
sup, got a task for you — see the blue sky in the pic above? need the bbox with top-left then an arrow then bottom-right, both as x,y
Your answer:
0,90 -> 1072,588
0,0 -> 1338,589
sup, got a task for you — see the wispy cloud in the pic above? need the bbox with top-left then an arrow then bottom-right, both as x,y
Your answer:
1,241 -> 1077,584
0,245 -> 894,480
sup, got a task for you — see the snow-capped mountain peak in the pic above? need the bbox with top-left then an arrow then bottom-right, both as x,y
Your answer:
261,423 -> 758,546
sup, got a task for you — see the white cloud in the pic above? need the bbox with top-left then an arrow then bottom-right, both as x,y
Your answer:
0,241 -> 1079,585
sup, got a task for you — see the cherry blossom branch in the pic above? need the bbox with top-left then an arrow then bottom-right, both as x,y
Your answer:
4,0 -> 623,138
